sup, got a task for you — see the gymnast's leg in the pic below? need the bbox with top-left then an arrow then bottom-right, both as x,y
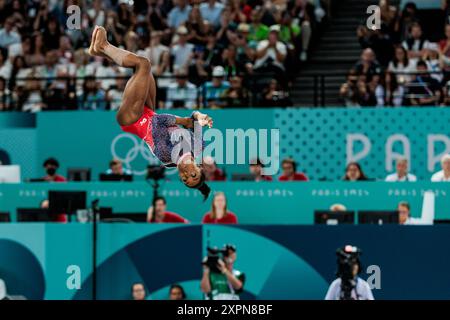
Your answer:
89,26 -> 154,126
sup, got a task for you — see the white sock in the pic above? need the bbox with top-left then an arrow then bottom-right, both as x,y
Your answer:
103,45 -> 130,67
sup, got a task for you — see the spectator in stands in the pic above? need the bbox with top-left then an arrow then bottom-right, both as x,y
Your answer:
249,158 -> 273,182
247,8 -> 269,45
22,69 -> 46,112
254,25 -> 287,75
79,76 -> 106,110
222,75 -> 250,107
385,158 -> 417,182
402,22 -> 431,63
131,282 -> 148,300
145,31 -> 169,71
42,16 -> 62,51
165,69 -> 197,109
202,156 -> 226,181
185,5 -> 208,46
106,159 -> 132,175
439,24 -> 450,82
42,157 -> 66,182
384,71 -> 405,106
398,201 -> 420,225
407,60 -> 441,106
278,158 -> 308,181
260,78 -> 291,107
367,74 -> 385,107
423,43 -> 442,83
27,33 -> 46,67
169,284 -> 187,300
168,0 -> 192,29
0,17 -> 21,48
0,48 -> 10,79
342,162 -> 369,181
153,51 -> 174,108
200,0 -> 224,28
0,76 -> 11,110
171,26 -> 194,71
431,154 -> 450,182
442,79 -> 450,105
340,69 -> 360,107
220,44 -> 251,79
396,2 -> 420,42
202,192 -> 238,224
288,0 -> 314,61
353,48 -> 382,81
388,45 -> 416,85
147,196 -> 188,223
202,66 -> 230,108
106,74 -> 127,110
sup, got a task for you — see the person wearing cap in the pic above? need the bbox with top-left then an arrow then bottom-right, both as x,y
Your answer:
168,0 -> 192,29
166,69 -> 198,109
423,42 -> 442,82
254,24 -> 287,74
202,66 -> 230,108
171,26 -> 194,70
200,0 -> 224,28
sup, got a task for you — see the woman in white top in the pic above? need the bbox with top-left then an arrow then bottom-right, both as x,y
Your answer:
388,45 -> 416,84
431,154 -> 450,182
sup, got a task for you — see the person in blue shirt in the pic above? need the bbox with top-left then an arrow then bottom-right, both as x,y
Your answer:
202,66 -> 230,108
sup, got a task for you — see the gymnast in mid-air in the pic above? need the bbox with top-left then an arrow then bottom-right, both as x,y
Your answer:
89,26 -> 213,199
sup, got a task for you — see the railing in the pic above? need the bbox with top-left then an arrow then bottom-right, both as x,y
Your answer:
0,73 -> 293,111
296,70 -> 449,107
1,71 -> 448,110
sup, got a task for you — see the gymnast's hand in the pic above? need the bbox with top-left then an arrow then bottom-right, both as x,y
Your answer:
194,112 -> 213,128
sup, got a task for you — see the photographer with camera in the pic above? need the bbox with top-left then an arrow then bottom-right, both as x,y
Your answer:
200,244 -> 245,300
325,245 -> 374,300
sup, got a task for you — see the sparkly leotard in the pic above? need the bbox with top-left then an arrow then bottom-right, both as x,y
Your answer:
120,107 -> 202,167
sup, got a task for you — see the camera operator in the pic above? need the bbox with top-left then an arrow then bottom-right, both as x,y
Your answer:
325,245 -> 374,300
200,244 -> 245,300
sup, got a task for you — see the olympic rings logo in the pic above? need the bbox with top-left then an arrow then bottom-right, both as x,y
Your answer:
110,133 -> 177,176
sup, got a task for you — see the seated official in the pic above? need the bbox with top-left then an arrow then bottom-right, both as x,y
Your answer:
147,196 -> 188,223
385,158 -> 417,182
106,159 -> 132,175
42,157 -> 66,182
249,158 -> 272,182
203,156 -> 226,181
202,192 -> 238,224
398,201 -> 421,225
278,158 -> 308,181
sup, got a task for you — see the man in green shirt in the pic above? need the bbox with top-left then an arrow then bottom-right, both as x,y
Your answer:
200,245 -> 246,300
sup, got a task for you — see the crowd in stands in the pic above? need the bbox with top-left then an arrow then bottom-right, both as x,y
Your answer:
340,1 -> 450,107
0,0 -> 328,111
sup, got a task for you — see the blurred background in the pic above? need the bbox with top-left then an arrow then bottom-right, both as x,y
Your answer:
0,0 -> 450,301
